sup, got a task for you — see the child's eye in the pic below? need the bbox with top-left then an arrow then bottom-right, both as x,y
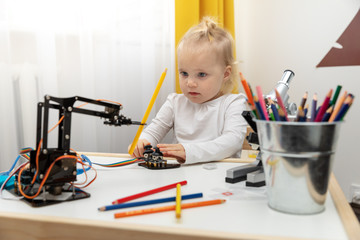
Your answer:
180,71 -> 188,77
198,72 -> 207,77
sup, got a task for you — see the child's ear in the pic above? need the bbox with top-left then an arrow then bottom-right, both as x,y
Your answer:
223,65 -> 232,82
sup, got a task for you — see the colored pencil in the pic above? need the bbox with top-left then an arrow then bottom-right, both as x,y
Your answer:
268,99 -> 280,121
321,106 -> 333,122
128,69 -> 167,155
310,93 -> 317,122
329,91 -> 348,122
278,108 -> 287,121
314,89 -> 333,122
114,199 -> 226,219
300,91 -> 308,109
239,72 -> 246,81
175,183 -> 181,219
296,106 -> 306,122
112,180 -> 187,205
275,89 -> 288,121
330,85 -> 342,107
256,86 -> 269,120
334,104 -> 350,122
296,106 -> 302,122
271,106 -> 280,121
334,94 -> 354,121
254,96 -> 266,120
268,108 -> 275,121
98,193 -> 203,211
304,104 -> 309,118
247,83 -> 259,118
248,82 -> 255,99
240,73 -> 254,107
246,98 -> 258,118
340,94 -> 354,120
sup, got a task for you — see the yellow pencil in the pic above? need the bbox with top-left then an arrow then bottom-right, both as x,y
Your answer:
176,183 -> 181,219
128,69 -> 167,155
114,199 -> 225,218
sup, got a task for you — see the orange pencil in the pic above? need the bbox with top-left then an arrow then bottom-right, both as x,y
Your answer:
329,91 -> 348,122
239,72 -> 246,81
114,199 -> 226,219
240,73 -> 254,107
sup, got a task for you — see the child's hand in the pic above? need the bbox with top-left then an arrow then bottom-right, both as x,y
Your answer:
128,139 -> 151,158
157,144 -> 186,164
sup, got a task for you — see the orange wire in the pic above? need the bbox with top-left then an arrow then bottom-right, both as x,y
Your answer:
48,115 -> 65,133
76,99 -> 122,109
19,154 -> 98,199
73,161 -> 88,186
32,139 -> 43,184
19,155 -> 77,199
96,99 -> 122,106
32,115 -> 64,184
75,159 -> 97,188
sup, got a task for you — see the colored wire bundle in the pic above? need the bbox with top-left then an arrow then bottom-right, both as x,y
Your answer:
91,158 -> 143,167
79,154 -> 143,168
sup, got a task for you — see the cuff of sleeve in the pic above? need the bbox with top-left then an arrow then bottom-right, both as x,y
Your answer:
181,143 -> 200,165
139,132 -> 158,147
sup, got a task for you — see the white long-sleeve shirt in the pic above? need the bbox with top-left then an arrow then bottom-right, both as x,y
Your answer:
140,93 -> 248,164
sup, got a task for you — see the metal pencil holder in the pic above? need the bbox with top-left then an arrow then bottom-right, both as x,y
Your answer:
255,120 -> 342,214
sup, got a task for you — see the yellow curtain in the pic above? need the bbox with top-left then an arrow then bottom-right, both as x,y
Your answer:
175,0 -> 236,93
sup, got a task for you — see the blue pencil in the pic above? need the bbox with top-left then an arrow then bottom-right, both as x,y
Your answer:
304,104 -> 309,118
321,106 -> 333,122
98,193 -> 203,211
339,94 -> 354,120
270,104 -> 280,121
334,103 -> 350,122
254,96 -> 266,120
310,93 -> 317,122
334,94 -> 353,121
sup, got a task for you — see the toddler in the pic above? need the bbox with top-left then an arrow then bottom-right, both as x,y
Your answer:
129,17 -> 248,164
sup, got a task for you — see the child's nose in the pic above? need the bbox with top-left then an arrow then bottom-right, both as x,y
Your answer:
187,77 -> 197,87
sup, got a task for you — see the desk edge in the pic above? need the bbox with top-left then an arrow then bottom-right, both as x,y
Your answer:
330,173 -> 360,240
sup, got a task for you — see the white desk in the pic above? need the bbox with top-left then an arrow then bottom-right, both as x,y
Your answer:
0,151 -> 359,240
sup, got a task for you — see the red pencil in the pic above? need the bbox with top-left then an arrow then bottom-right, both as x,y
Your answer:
256,86 -> 269,120
112,180 -> 187,205
314,89 -> 333,122
275,89 -> 288,121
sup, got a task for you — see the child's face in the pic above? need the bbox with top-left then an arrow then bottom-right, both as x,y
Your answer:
178,45 -> 231,104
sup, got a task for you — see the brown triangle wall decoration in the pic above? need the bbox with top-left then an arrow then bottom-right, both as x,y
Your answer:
317,9 -> 360,67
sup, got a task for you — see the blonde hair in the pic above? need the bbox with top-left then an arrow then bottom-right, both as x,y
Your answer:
177,17 -> 239,94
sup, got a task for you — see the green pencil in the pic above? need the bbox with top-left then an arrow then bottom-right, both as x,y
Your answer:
330,85 -> 342,107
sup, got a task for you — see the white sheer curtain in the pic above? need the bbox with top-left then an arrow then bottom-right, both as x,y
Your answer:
0,0 -> 175,169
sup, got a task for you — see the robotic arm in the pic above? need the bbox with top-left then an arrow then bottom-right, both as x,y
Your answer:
15,95 -> 142,206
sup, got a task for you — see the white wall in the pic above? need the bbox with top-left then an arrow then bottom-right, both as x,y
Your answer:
235,0 -> 360,200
